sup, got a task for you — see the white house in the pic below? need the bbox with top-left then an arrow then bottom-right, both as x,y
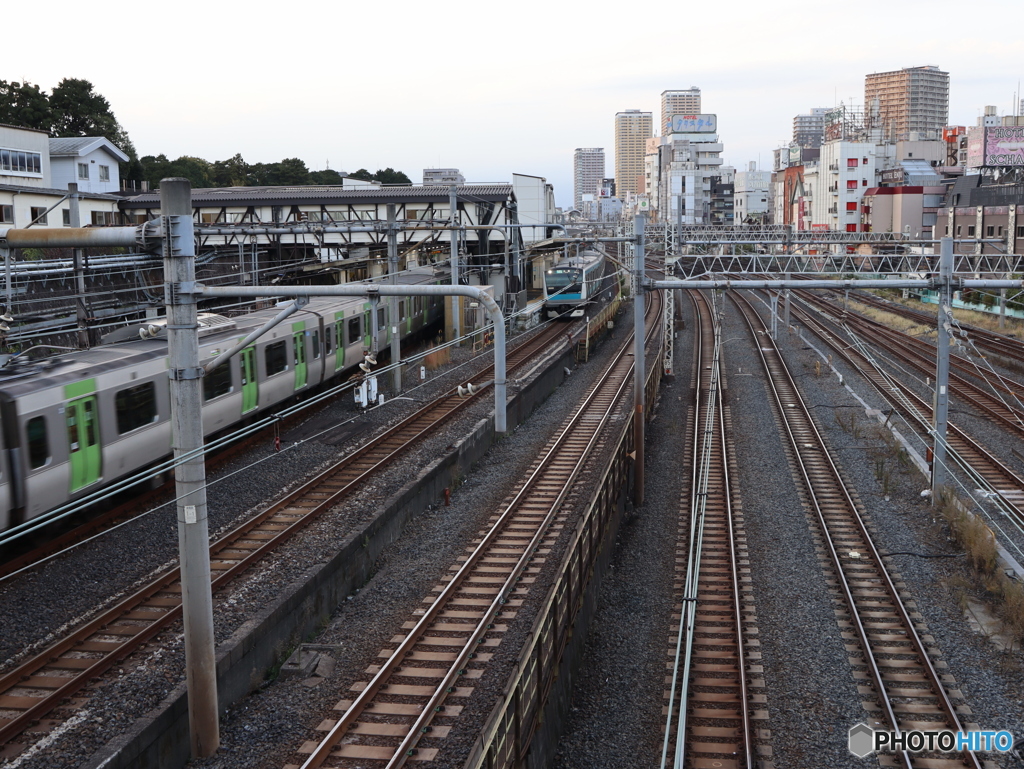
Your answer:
49,137 -> 129,194
0,125 -> 122,228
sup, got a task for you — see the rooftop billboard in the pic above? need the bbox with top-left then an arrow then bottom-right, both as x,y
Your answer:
966,126 -> 1024,167
669,114 -> 717,133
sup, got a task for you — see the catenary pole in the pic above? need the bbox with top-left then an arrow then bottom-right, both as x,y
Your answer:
449,186 -> 460,345
161,178 -> 219,758
387,204 -> 401,393
68,184 -> 89,348
932,237 -> 953,501
633,214 -> 646,506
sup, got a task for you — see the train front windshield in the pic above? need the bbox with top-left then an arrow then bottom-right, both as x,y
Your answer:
547,268 -> 581,296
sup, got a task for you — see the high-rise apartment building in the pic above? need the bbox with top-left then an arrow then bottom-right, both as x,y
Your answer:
864,65 -> 949,141
573,148 -> 605,211
660,88 -> 701,136
793,108 -> 828,148
614,110 -> 653,199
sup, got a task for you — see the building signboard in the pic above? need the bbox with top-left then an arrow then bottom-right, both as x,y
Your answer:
669,114 -> 717,133
824,108 -> 844,142
879,167 -> 905,184
789,146 -> 802,165
965,127 -> 986,168
983,126 -> 1024,167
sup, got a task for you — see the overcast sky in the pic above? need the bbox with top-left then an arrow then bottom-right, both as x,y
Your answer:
8,0 -> 1021,207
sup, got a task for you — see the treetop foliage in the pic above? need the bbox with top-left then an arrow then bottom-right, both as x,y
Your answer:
0,78 -> 412,190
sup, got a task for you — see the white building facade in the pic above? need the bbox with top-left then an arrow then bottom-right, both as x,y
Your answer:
49,137 -> 128,194
734,165 -> 771,223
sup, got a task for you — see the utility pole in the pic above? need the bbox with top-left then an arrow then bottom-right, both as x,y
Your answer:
633,214 -> 646,506
783,271 -> 792,330
160,178 -> 219,758
931,237 -> 953,501
449,185 -> 460,345
387,204 -> 401,393
68,184 -> 90,348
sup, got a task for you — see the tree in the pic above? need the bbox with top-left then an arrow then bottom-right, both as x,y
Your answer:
348,168 -> 375,182
139,154 -> 212,189
264,157 -> 310,186
210,154 -> 251,187
0,80 -> 51,131
373,167 -> 411,185
50,79 -> 121,141
309,168 -> 346,185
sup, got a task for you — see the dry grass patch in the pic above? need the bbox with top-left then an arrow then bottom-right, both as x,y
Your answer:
423,343 -> 451,371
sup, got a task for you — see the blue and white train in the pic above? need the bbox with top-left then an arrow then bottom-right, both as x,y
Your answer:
0,267 -> 445,535
543,249 -> 607,320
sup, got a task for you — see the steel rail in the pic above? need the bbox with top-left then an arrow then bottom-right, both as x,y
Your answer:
662,290 -> 753,768
0,323 -> 568,750
733,291 -> 980,769
789,301 -> 1024,533
297,292 -> 660,768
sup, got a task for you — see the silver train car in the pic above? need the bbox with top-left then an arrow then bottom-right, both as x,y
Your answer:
0,268 -> 444,533
543,249 -> 606,319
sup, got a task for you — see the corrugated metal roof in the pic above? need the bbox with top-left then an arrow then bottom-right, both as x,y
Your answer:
48,137 -> 130,162
120,184 -> 514,209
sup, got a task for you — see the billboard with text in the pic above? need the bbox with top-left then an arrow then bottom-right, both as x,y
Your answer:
669,114 -> 717,133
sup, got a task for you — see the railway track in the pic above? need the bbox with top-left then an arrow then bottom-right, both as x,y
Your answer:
784,298 -> 1024,530
0,321 -> 573,754
839,290 -> 1024,366
732,291 -> 983,769
661,290 -> 765,769
796,292 -> 1024,438
283,292 -> 661,769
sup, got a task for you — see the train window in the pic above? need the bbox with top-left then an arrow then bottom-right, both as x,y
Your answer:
324,327 -> 333,355
115,382 -> 157,434
399,301 -> 405,320
203,364 -> 232,400
26,416 -> 49,469
311,330 -> 320,359
348,317 -> 361,345
266,340 -> 288,376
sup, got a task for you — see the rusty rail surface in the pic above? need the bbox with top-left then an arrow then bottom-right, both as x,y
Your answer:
660,290 -> 762,768
733,291 -> 981,769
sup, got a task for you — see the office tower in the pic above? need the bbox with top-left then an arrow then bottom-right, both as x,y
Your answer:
614,110 -> 653,199
864,65 -> 949,141
573,148 -> 605,211
793,108 -> 828,148
661,88 -> 702,136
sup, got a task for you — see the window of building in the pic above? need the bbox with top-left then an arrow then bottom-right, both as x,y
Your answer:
78,163 -> 89,180
91,211 -> 114,226
847,158 -> 858,168
203,364 -> 232,400
945,226 -> 950,235
265,340 -> 288,376
115,382 -> 157,434
1017,226 -> 1024,238
863,157 -> 869,164
967,225 -> 976,237
0,148 -> 42,175
956,225 -> 962,236
986,226 -> 994,237
846,223 -> 858,232
98,165 -> 110,182
847,180 -> 857,190
348,316 -> 361,345
29,207 -> 47,225
26,416 -> 49,470
62,209 -> 70,226
862,179 -> 868,186
0,205 -> 13,224
846,202 -> 858,211
997,226 -> 1003,237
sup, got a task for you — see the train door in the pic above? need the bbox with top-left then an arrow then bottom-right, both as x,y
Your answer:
241,347 -> 258,413
66,396 -> 101,492
335,312 -> 345,372
293,331 -> 307,390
